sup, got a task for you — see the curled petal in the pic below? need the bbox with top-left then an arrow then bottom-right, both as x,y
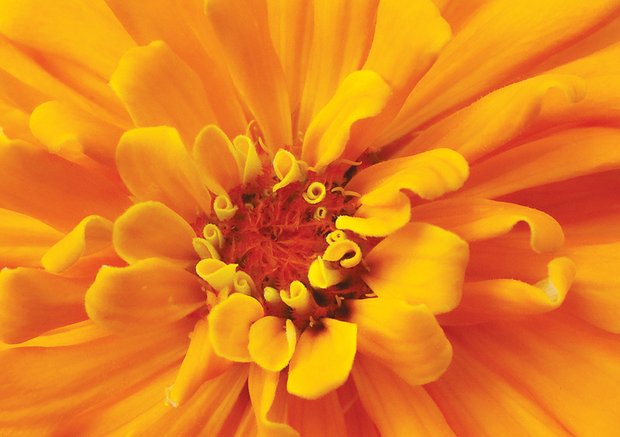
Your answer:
213,195 -> 238,221
280,281 -> 315,315
308,257 -> 345,289
273,149 -> 306,191
323,239 -> 362,268
195,259 -> 237,291
233,135 -> 262,184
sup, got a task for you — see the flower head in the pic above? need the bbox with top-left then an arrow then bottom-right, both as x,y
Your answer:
1,0 -> 620,435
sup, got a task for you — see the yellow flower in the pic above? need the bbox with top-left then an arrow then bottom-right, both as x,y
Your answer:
1,0 -> 620,435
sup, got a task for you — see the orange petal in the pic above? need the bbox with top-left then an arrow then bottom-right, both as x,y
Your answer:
414,198 -> 565,253
301,70 -> 392,170
110,41 -> 216,144
451,313 -> 620,436
391,74 -> 586,162
248,365 -> 299,437
248,316 -> 297,372
287,318 -> 357,399
440,257 -> 575,325
0,0 -> 134,79
105,0 -> 248,136
363,223 -> 468,314
85,258 -> 204,332
116,126 -> 212,221
296,0 -> 378,132
168,317 -> 232,406
0,322 -> 190,430
0,268 -> 88,343
349,297 -> 452,385
30,100 -> 124,164
352,356 -> 454,437
426,340 -> 568,436
208,293 -> 265,362
288,389 -> 348,436
41,215 -> 113,274
113,201 -> 197,266
380,0 -> 620,143
459,127 -> 620,199
0,209 -> 62,268
206,0 -> 292,151
0,139 -> 129,231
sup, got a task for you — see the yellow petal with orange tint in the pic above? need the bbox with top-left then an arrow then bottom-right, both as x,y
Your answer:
301,70 -> 391,171
414,198 -> 565,253
113,201 -> 197,266
110,41 -> 216,144
249,316 -> 297,372
287,318 -> 357,399
459,127 -> 620,199
0,208 -> 62,268
116,126 -> 212,221
193,125 -> 242,195
352,356 -> 455,437
168,317 -> 232,406
0,0 -> 134,79
208,293 -> 264,362
349,297 -> 452,385
41,215 -> 112,273
248,365 -> 299,437
392,74 -> 586,162
30,100 -> 123,164
0,268 -> 88,343
85,258 -> 204,333
206,0 -> 292,151
0,139 -> 129,232
440,257 -> 575,325
363,223 -> 469,314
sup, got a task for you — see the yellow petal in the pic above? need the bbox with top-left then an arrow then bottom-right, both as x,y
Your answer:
0,0 -> 134,79
287,318 -> 357,399
208,293 -> 265,362
248,365 -> 299,437
337,149 -> 469,237
113,201 -> 197,266
168,317 -> 232,406
352,356 -> 455,437
440,257 -> 575,325
301,70 -> 391,171
414,198 -> 565,253
350,297 -> 452,385
392,74 -> 586,162
192,125 -> 242,195
459,127 -> 620,199
296,0 -> 378,132
85,258 -> 204,332
206,0 -> 292,150
30,100 -> 123,164
249,316 -> 297,372
380,0 -> 620,143
116,126 -> 212,221
0,139 -> 129,232
363,223 -> 469,314
41,215 -> 112,273
0,268 -> 88,343
0,209 -> 62,268
110,41 -> 216,144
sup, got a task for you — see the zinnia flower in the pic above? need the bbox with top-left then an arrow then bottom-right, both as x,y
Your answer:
1,0 -> 620,435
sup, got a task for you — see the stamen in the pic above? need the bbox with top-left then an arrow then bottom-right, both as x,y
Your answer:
330,186 -> 361,198
214,195 -> 238,221
273,149 -> 307,191
308,256 -> 345,289
193,237 -> 220,260
302,181 -> 327,204
202,224 -> 224,249
314,206 -> 327,220
323,239 -> 362,269
280,280 -> 316,315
